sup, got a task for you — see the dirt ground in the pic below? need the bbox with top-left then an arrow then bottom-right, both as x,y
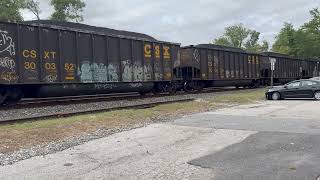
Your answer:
0,88 -> 265,154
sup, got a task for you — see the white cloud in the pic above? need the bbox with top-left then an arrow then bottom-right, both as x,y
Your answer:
21,0 -> 320,45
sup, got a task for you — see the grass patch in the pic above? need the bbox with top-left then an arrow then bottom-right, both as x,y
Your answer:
0,88 -> 266,153
210,88 -> 266,105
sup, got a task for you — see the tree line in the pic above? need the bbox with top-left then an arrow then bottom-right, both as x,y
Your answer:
0,2 -> 318,58
214,7 -> 320,59
0,0 -> 85,22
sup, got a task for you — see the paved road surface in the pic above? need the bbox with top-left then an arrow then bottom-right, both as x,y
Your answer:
1,100 -> 320,180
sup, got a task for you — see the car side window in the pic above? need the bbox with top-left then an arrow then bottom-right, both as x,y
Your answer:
301,81 -> 314,87
287,82 -> 300,88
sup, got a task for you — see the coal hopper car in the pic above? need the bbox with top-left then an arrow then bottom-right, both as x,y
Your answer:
0,21 -> 181,105
176,44 -> 262,91
260,52 -> 320,85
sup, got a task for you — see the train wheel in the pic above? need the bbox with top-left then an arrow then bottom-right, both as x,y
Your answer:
152,89 -> 161,95
195,84 -> 203,92
0,95 -> 6,106
0,88 -> 6,105
253,81 -> 260,88
183,82 -> 193,92
169,85 -> 177,95
3,88 -> 22,105
163,84 -> 175,95
152,83 -> 163,95
139,92 -> 147,96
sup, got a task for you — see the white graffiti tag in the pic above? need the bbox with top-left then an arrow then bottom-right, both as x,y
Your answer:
193,49 -> 200,63
0,57 -> 16,71
44,74 -> 58,82
0,31 -> 15,56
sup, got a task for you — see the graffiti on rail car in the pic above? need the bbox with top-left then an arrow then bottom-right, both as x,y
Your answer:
122,60 -> 132,81
94,83 -> 116,90
107,64 -> 119,82
0,30 -> 18,82
44,74 -> 58,82
0,57 -> 15,71
129,83 -> 143,88
0,30 -> 15,56
78,61 -> 109,83
0,72 -> 18,82
92,63 -> 108,82
133,63 -> 143,81
78,61 -> 93,82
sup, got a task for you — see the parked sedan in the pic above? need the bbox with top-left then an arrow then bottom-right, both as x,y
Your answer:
266,79 -> 320,100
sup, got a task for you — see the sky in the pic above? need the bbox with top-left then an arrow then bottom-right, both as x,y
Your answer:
21,0 -> 320,46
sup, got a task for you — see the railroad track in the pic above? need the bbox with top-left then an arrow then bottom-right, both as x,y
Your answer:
0,87 -> 265,123
18,92 -> 141,107
0,98 -> 195,123
12,86 -> 240,108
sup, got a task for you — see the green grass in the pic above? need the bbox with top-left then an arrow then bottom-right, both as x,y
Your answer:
209,88 -> 266,105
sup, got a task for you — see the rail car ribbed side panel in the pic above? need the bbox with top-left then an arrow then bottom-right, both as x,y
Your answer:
0,21 -> 180,85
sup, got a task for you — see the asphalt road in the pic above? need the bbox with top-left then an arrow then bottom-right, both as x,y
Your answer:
175,100 -> 320,180
1,100 -> 320,179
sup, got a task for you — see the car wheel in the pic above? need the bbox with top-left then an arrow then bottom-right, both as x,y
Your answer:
314,91 -> 320,100
271,92 -> 281,100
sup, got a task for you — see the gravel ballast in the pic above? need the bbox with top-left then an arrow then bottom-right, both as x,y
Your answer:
0,88 -> 246,122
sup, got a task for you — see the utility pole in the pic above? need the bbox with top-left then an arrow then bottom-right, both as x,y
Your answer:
269,58 -> 276,87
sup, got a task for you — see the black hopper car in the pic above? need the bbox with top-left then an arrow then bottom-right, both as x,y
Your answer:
177,45 -> 320,91
0,20 -> 319,105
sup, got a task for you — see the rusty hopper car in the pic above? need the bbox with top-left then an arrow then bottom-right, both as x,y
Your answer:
260,52 -> 320,85
177,44 -> 262,91
0,21 -> 180,105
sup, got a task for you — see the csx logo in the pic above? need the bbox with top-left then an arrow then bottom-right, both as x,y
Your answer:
23,50 -> 37,58
144,44 -> 152,58
163,46 -> 170,59
22,50 -> 56,59
144,44 -> 170,60
155,45 -> 160,58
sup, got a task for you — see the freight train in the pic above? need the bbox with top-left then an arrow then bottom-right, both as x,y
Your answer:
0,20 -> 319,105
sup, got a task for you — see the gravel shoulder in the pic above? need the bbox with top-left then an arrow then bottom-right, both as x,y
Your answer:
0,88 -> 266,166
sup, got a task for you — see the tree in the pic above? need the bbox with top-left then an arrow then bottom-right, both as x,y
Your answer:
302,8 -> 320,33
272,8 -> 320,58
24,0 -> 41,20
214,37 -> 233,47
0,0 -> 26,22
244,30 -> 269,52
214,24 -> 269,52
214,24 -> 250,48
272,23 -> 296,54
50,0 -> 86,22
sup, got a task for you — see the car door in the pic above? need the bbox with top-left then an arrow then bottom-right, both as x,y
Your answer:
282,81 -> 302,98
299,80 -> 316,98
